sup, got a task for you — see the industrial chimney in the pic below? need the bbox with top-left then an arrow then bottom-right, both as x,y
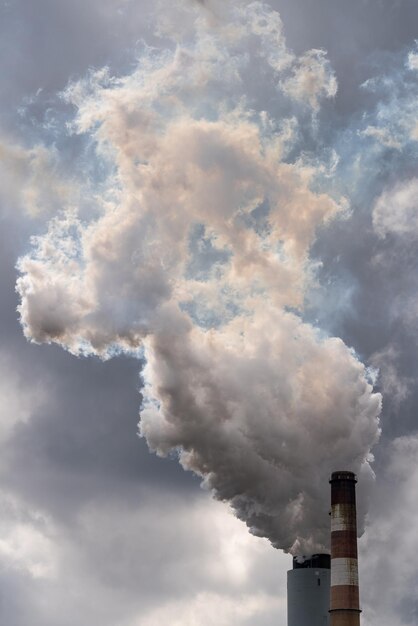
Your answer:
287,553 -> 330,626
329,471 -> 361,626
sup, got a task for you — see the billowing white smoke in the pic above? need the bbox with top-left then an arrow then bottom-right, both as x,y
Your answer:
16,1 -> 381,553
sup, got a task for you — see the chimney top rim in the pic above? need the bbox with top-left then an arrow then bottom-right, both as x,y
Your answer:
329,470 -> 357,483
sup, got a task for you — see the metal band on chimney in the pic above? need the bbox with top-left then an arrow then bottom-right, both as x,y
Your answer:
329,471 -> 361,626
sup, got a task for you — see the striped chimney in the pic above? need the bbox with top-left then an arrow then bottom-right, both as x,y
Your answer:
329,471 -> 361,626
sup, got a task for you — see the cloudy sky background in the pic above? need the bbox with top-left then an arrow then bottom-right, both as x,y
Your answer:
1,1 -> 418,624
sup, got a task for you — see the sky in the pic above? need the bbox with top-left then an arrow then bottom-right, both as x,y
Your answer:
1,1 -> 418,624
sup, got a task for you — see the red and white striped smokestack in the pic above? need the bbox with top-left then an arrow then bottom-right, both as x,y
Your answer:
329,471 -> 361,626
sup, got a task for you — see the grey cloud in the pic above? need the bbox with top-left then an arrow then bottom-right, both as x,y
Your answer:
305,44 -> 418,453
369,345 -> 412,412
0,486 -> 289,626
269,0 -> 418,115
0,1 -> 155,100
359,435 -> 418,626
373,178 -> 418,238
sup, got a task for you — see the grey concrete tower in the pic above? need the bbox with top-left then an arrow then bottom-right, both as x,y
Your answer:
287,554 -> 330,626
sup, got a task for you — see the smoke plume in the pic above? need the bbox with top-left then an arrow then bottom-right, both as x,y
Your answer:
16,1 -> 380,554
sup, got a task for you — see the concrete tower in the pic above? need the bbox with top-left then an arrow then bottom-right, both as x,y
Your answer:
287,554 -> 330,626
329,471 -> 361,626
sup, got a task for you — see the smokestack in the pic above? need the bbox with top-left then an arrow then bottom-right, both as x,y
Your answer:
329,471 -> 361,626
287,554 -> 330,626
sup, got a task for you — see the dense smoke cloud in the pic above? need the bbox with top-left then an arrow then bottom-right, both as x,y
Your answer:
17,1 -> 381,554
